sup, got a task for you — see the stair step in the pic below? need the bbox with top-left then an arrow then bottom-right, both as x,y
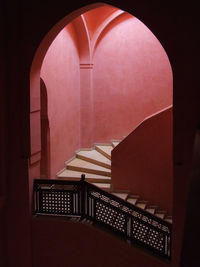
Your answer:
127,196 -> 138,205
92,183 -> 111,191
58,139 -> 173,224
165,219 -> 172,223
95,144 -> 113,160
111,140 -> 121,147
145,207 -> 156,214
155,213 -> 166,219
66,158 -> 111,177
57,169 -> 111,183
76,149 -> 111,169
135,201 -> 148,209
165,216 -> 172,224
112,192 -> 128,200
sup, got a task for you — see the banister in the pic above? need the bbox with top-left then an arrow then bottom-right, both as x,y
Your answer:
33,178 -> 172,260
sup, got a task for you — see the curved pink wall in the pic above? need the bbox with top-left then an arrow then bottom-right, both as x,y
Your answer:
39,8 -> 172,182
41,24 -> 80,177
112,107 -> 173,213
92,16 -> 172,142
83,6 -> 118,38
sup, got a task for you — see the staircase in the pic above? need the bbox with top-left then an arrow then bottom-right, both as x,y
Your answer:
56,139 -> 172,224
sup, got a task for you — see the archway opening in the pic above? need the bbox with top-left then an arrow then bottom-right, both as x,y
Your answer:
30,2 -> 173,213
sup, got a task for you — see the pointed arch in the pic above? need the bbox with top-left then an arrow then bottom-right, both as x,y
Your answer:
92,11 -> 133,55
91,10 -> 125,55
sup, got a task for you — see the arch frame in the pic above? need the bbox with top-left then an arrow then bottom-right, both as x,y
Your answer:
28,3 -> 189,267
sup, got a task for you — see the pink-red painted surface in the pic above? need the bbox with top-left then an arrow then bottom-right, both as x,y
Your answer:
112,107 -> 173,213
93,16 -> 172,142
80,67 -> 94,147
41,25 -> 80,177
31,5 -> 173,264
40,8 -> 172,177
83,5 -> 118,39
32,217 -> 169,267
42,7 -> 172,163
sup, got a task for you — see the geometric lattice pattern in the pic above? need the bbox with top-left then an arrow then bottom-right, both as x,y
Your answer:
41,190 -> 71,214
132,219 -> 164,252
96,201 -> 125,232
34,180 -> 171,259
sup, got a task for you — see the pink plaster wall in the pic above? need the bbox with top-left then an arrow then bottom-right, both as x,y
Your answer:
112,107 -> 173,213
83,6 -> 118,39
39,11 -> 172,181
32,217 -> 169,267
92,16 -> 172,142
41,24 -> 80,178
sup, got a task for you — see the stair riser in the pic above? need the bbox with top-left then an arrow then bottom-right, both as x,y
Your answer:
127,199 -> 137,205
67,165 -> 111,177
145,209 -> 156,214
155,214 -> 165,219
95,146 -> 111,160
136,204 -> 146,209
165,219 -> 172,224
101,188 -> 111,192
76,154 -> 111,169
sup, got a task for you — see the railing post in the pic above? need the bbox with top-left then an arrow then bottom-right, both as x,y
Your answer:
127,216 -> 131,238
34,181 -> 39,213
80,174 -> 86,218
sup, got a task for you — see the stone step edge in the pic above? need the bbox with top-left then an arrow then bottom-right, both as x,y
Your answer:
66,165 -> 111,177
76,153 -> 111,170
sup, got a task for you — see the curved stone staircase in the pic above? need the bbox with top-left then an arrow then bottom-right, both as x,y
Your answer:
56,139 -> 172,224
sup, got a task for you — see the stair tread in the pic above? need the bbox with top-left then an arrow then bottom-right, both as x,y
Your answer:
145,208 -> 156,214
157,210 -> 167,214
155,213 -> 165,219
127,197 -> 138,205
136,201 -> 147,209
112,192 -> 128,200
92,183 -> 111,189
95,145 -> 113,156
165,218 -> 173,223
77,149 -> 111,165
67,158 -> 111,172
57,169 -> 111,180
111,141 -> 120,147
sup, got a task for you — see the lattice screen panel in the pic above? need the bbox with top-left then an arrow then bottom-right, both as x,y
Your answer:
132,219 -> 164,252
40,190 -> 72,214
34,180 -> 172,260
95,202 -> 126,232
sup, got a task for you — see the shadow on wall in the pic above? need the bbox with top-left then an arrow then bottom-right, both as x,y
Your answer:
40,78 -> 50,178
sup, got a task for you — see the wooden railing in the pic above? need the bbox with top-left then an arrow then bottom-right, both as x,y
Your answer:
34,178 -> 172,260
